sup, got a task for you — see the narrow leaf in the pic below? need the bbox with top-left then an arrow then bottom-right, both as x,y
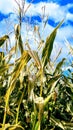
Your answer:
0,35 -> 9,46
65,39 -> 73,56
34,121 -> 40,130
5,50 -> 31,109
42,20 -> 64,67
50,115 -> 65,130
53,58 -> 65,76
26,43 -> 42,69
15,24 -> 24,54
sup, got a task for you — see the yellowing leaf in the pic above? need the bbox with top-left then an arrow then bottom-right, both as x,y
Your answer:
15,24 -> 24,54
0,35 -> 9,46
5,50 -> 31,106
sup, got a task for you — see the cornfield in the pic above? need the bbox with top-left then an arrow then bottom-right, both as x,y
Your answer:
0,1 -> 73,130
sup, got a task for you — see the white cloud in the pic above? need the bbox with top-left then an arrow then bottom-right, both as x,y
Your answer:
0,13 -> 17,36
24,2 -> 66,21
0,0 -> 73,59
57,25 -> 73,42
0,1 -> 64,21
0,0 -> 17,13
24,2 -> 73,23
66,13 -> 73,21
0,0 -> 73,23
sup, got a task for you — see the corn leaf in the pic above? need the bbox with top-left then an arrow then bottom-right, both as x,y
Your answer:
7,50 -> 30,91
26,43 -> 42,69
50,115 -> 65,130
18,35 -> 24,54
4,46 -> 15,63
5,123 -> 24,130
15,24 -> 24,54
16,91 -> 24,124
0,35 -> 9,46
65,39 -> 73,56
11,50 -> 31,82
42,20 -> 64,67
0,64 -> 9,74
34,121 -> 40,130
5,50 -> 31,109
15,24 -> 20,39
44,93 -> 53,106
53,58 -> 65,76
47,75 -> 61,85
1,123 -> 10,130
54,48 -> 62,62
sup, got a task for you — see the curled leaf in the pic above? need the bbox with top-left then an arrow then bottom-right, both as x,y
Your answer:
0,35 -> 9,46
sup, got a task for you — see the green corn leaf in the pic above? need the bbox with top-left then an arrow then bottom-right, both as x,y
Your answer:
0,64 -> 9,74
0,35 -> 9,46
15,24 -> 24,54
47,75 -> 61,85
34,121 -> 40,130
6,106 -> 14,117
50,115 -> 65,130
49,79 -> 59,94
0,63 -> 14,75
15,24 -> 20,39
0,52 -> 4,59
18,35 -> 24,54
53,58 -> 66,76
0,52 -> 5,66
47,75 -> 60,94
63,76 -> 73,92
42,20 -> 64,67
44,93 -> 53,106
16,91 -> 24,124
11,50 -> 31,82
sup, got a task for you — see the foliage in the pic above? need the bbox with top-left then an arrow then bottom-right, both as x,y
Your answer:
0,1 -> 73,130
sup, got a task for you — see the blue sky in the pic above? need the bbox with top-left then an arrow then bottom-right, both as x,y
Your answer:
0,0 -> 73,61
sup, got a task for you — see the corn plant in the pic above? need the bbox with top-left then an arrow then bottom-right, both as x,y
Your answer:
0,1 -> 73,130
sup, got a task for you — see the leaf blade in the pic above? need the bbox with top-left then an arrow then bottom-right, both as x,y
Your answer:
42,20 -> 64,67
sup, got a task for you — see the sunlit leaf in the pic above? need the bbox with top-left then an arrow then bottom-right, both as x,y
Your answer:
15,24 -> 24,54
42,20 -> 64,67
53,58 -> 66,76
34,121 -> 40,130
4,50 -> 31,116
44,93 -> 53,106
11,50 -> 31,82
6,123 -> 24,130
65,39 -> 73,56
